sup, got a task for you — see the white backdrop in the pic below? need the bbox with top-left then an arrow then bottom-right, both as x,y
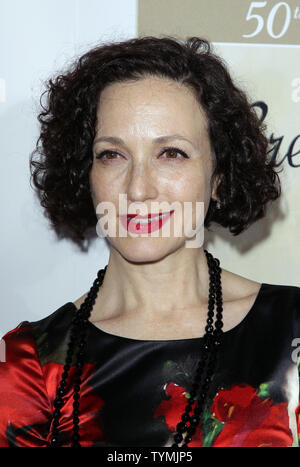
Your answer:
1,0 -> 299,338
0,0 -> 136,336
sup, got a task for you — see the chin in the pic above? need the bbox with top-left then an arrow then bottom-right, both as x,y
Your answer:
108,237 -> 183,264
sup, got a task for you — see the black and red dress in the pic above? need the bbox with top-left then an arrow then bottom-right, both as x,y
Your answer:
0,282 -> 299,447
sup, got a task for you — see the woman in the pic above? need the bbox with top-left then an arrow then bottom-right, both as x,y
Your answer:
0,36 -> 299,448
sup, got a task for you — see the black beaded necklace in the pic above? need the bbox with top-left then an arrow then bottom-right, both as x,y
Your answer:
49,249 -> 223,447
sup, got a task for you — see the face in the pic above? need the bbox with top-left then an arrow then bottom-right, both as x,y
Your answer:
89,76 -> 217,263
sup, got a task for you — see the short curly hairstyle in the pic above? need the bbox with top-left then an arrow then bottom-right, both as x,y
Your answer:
29,35 -> 281,250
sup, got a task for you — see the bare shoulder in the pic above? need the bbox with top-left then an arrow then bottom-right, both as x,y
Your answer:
219,268 -> 262,331
220,268 -> 262,302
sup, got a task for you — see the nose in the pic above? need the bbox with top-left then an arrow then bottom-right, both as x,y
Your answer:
126,160 -> 158,204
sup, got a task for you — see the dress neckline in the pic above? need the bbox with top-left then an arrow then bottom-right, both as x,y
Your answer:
68,282 -> 269,344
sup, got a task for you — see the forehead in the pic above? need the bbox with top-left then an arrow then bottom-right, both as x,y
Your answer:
96,76 -> 209,136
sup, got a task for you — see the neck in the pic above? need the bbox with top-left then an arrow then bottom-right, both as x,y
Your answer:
93,246 -> 211,322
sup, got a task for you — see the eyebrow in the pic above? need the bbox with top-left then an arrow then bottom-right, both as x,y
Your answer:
93,134 -> 196,148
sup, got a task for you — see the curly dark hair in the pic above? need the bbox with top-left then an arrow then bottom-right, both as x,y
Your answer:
29,35 -> 282,250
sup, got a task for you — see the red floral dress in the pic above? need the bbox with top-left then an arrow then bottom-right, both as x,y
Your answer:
0,282 -> 299,447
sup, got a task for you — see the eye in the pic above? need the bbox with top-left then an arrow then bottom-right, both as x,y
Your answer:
159,147 -> 189,161
95,150 -> 121,161
95,147 -> 189,162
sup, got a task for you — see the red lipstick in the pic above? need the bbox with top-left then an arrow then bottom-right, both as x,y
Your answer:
119,210 -> 174,234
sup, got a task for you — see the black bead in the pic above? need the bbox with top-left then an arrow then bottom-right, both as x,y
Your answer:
187,425 -> 196,436
174,433 -> 183,443
181,413 -> 190,422
69,333 -> 77,343
176,422 -> 188,433
65,357 -> 72,366
53,409 -> 61,419
53,398 -> 63,408
185,402 -> 193,413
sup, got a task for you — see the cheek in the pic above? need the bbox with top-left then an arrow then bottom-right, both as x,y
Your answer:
89,167 -> 117,203
169,174 -> 208,202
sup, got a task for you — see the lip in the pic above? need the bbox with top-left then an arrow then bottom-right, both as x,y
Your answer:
119,210 -> 175,234
123,211 -> 172,220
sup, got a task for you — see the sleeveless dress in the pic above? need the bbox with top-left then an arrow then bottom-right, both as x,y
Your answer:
0,282 -> 299,447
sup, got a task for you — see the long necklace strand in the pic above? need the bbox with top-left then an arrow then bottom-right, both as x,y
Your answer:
49,250 -> 223,447
171,252 -> 223,447
50,266 -> 107,447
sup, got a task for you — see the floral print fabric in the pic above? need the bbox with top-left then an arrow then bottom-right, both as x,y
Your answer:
0,282 -> 299,447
